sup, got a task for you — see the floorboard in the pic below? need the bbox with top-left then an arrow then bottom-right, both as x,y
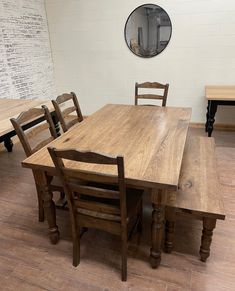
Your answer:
0,129 -> 234,290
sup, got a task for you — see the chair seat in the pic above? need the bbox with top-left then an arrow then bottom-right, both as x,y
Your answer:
50,176 -> 86,190
49,179 -> 143,219
77,183 -> 143,222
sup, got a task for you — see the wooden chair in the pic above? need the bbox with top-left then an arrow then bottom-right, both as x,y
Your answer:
135,82 -> 169,106
10,105 -> 63,222
52,92 -> 83,133
48,148 -> 143,281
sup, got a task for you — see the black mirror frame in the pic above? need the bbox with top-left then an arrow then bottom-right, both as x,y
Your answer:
124,3 -> 172,58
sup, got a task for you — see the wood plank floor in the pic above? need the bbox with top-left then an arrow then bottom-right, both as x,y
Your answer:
0,128 -> 234,291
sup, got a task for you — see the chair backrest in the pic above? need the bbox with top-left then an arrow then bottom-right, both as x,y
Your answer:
52,92 -> 83,133
10,105 -> 57,157
135,82 -> 169,106
48,148 -> 127,225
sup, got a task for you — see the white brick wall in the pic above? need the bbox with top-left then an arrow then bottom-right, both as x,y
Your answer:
0,0 -> 55,100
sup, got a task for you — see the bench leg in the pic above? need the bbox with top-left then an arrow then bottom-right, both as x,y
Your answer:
200,218 -> 216,262
164,207 -> 176,253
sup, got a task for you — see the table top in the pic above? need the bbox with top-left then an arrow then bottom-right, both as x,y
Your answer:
205,86 -> 235,101
0,98 -> 54,137
22,104 -> 192,190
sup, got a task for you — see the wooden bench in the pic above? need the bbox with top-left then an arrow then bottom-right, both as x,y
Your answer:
164,136 -> 225,262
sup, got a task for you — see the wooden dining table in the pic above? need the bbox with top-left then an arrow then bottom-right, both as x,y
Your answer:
0,98 -> 59,152
22,104 -> 192,268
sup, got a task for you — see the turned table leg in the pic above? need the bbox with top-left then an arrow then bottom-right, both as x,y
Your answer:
34,171 -> 60,244
150,189 -> 165,268
164,207 -> 176,253
200,218 -> 216,262
35,183 -> 45,222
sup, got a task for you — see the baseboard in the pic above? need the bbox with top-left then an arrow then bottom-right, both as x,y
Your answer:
190,122 -> 235,131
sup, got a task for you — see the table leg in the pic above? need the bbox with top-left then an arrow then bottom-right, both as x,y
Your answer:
205,102 -> 210,132
150,189 -> 165,268
34,171 -> 60,244
164,206 -> 176,253
4,137 -> 13,152
207,101 -> 217,137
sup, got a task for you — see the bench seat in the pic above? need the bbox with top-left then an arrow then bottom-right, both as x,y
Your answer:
165,136 -> 225,262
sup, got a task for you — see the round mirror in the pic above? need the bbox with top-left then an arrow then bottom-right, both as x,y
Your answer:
124,4 -> 172,58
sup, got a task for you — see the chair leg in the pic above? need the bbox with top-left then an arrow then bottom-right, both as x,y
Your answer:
121,230 -> 127,281
164,207 -> 176,253
36,186 -> 44,222
73,225 -> 80,267
200,218 -> 216,262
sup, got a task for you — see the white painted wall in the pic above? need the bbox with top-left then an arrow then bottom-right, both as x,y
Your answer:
45,0 -> 235,123
0,0 -> 55,100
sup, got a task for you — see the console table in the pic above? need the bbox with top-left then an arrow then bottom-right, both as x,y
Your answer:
205,86 -> 235,137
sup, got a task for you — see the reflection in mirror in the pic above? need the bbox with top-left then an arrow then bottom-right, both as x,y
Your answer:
125,4 -> 172,57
